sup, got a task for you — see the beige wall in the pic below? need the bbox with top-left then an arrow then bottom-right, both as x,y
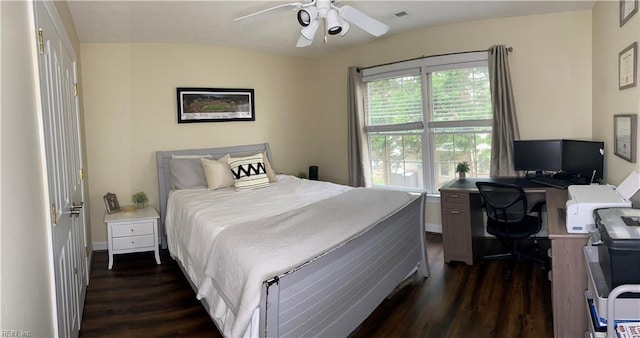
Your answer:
593,1 -> 640,185
81,44 -> 310,243
81,10 -> 593,243
304,10 -> 593,226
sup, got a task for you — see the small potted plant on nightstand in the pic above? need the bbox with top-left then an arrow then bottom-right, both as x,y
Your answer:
456,161 -> 470,180
131,191 -> 149,209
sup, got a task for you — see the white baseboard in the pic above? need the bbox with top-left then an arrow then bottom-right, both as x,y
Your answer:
425,223 -> 442,233
92,241 -> 107,251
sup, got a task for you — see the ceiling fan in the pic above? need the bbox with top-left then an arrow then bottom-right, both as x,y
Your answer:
234,0 -> 390,48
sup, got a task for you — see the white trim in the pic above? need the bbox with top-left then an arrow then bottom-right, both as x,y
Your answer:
421,52 -> 488,67
423,72 -> 436,193
428,119 -> 492,129
86,249 -> 93,284
92,241 -> 108,251
362,67 -> 420,82
423,59 -> 487,73
425,223 -> 442,233
365,121 -> 424,133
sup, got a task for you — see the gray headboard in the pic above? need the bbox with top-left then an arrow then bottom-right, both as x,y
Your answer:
155,143 -> 272,248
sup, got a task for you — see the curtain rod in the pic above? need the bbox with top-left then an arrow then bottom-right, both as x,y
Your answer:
356,46 -> 513,72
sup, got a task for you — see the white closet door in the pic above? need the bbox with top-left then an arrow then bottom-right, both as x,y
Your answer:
34,2 -> 87,337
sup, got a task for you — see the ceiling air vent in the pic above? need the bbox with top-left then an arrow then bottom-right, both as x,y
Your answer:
394,11 -> 408,18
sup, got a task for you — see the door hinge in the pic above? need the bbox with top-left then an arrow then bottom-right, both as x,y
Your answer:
51,203 -> 57,226
79,168 -> 84,180
38,28 -> 44,55
74,83 -> 78,96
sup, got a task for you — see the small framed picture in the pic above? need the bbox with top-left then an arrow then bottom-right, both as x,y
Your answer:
614,114 -> 637,163
619,42 -> 637,90
103,193 -> 120,214
620,0 -> 638,27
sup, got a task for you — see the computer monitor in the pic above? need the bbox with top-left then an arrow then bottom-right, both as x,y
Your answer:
562,140 -> 604,183
513,139 -> 563,176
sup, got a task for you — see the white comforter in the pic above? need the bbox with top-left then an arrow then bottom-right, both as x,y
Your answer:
165,175 -> 414,337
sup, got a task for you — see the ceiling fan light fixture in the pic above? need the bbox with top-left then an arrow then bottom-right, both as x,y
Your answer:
297,7 -> 318,27
326,9 -> 342,35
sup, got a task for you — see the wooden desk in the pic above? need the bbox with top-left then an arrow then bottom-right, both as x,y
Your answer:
440,178 -> 588,338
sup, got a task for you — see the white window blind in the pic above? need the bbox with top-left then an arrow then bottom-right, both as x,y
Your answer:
431,67 -> 492,123
366,75 -> 423,128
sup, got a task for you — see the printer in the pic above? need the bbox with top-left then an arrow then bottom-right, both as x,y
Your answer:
565,171 -> 640,233
592,207 -> 640,290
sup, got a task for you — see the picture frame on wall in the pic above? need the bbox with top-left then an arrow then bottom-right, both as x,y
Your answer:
614,114 -> 637,163
103,192 -> 120,214
619,42 -> 637,90
620,0 -> 638,27
176,87 -> 255,123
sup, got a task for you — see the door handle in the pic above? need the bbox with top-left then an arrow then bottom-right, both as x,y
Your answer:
70,201 -> 84,216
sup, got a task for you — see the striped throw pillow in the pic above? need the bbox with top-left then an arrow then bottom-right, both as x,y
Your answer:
227,153 -> 270,191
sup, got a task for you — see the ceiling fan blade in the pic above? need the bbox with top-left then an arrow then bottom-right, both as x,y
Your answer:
340,20 -> 350,36
339,5 -> 389,37
300,19 -> 320,40
296,35 -> 313,47
234,2 -> 304,22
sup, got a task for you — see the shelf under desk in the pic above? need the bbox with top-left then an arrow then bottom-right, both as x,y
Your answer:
439,177 -> 589,338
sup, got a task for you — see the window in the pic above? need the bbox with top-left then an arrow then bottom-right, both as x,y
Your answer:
363,53 -> 493,194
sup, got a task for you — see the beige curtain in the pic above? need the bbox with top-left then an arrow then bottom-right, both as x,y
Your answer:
489,45 -> 520,177
347,66 -> 371,187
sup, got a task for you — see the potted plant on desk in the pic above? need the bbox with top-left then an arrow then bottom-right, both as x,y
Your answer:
456,161 -> 470,180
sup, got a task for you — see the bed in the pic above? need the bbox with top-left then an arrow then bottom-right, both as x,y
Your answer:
156,143 -> 429,337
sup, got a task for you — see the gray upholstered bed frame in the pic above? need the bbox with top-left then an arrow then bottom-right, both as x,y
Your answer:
156,143 -> 430,337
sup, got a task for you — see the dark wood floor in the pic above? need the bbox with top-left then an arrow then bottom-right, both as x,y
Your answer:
79,234 -> 553,337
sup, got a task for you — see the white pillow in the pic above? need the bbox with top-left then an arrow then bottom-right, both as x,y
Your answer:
201,154 -> 235,190
262,151 -> 277,183
227,153 -> 270,191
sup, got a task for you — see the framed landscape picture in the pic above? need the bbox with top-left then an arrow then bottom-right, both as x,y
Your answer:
177,87 -> 255,123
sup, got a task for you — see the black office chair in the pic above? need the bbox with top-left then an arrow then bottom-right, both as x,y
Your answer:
475,182 -> 548,280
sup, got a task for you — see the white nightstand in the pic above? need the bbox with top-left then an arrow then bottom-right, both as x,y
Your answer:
105,206 -> 160,269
